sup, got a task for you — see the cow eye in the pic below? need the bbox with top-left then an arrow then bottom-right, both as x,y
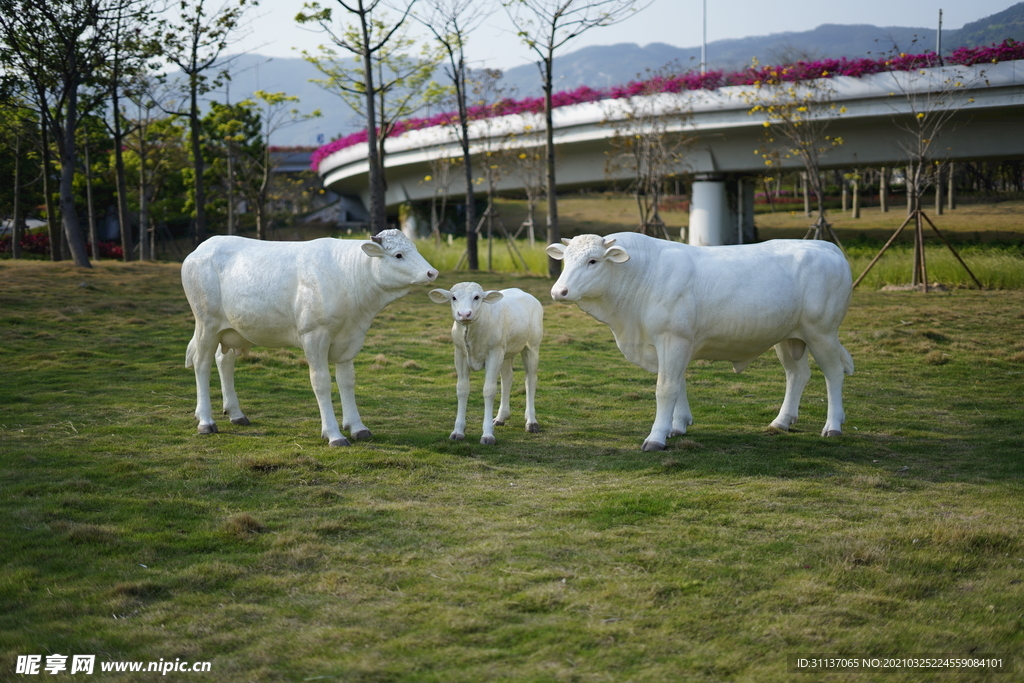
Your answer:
395,252 -> 404,259
473,295 -> 480,301
588,259 -> 597,265
452,296 -> 457,301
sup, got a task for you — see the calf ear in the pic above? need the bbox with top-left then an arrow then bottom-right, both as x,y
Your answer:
428,288 -> 451,304
604,245 -> 630,263
483,290 -> 504,304
362,242 -> 387,258
546,243 -> 566,260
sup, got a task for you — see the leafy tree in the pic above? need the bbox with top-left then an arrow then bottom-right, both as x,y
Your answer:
414,0 -> 489,267
740,58 -> 845,244
0,100 -> 42,260
604,67 -> 695,239
501,0 -> 650,277
159,0 -> 257,245
97,0 -> 156,261
0,0 -> 136,267
297,0 -> 422,235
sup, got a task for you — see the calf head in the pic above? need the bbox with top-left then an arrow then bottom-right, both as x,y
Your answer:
362,229 -> 439,288
429,282 -> 503,324
547,235 -> 630,302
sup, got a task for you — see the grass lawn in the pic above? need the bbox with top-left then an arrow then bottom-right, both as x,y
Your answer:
1,246 -> 1023,680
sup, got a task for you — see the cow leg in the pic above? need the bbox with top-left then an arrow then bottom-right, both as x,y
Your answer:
336,359 -> 371,441
493,358 -> 513,426
521,346 -> 540,433
807,336 -> 852,437
480,351 -> 502,445
451,347 -> 470,441
302,335 -> 347,446
215,347 -> 249,426
644,339 -> 690,451
771,340 -> 812,431
188,332 -> 220,435
669,375 -> 693,437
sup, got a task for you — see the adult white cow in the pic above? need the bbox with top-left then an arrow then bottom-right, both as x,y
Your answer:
429,282 -> 543,445
547,233 -> 854,451
182,229 -> 438,445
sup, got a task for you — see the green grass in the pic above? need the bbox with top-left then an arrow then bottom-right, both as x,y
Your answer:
2,260 -> 1024,682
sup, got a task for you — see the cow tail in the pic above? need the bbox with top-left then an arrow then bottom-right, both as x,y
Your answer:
840,344 -> 854,376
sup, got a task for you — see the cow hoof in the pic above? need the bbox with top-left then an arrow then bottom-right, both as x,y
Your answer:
641,440 -> 666,452
449,432 -> 465,441
493,419 -> 505,426
669,429 -> 686,438
328,437 -> 351,447
351,429 -> 372,441
480,435 -> 496,446
198,423 -> 218,434
230,416 -> 251,426
526,422 -> 540,433
770,421 -> 791,432
823,430 -> 842,437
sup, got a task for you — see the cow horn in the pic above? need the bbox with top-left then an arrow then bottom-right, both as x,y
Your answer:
603,238 -> 617,247
560,238 -> 572,245
370,233 -> 383,245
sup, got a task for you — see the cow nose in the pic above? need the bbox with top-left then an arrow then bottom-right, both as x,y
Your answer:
552,287 -> 569,300
427,269 -> 438,282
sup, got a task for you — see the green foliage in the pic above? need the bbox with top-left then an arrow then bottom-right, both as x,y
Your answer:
1,259 -> 1022,681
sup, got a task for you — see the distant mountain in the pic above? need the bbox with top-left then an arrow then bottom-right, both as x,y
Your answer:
214,2 -> 1024,146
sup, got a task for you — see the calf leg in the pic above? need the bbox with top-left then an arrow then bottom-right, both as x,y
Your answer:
336,359 -> 371,440
451,348 -> 470,441
522,346 -> 540,433
480,352 -> 502,445
493,358 -> 513,426
644,338 -> 690,451
771,339 -> 812,431
302,335 -> 347,446
215,347 -> 249,425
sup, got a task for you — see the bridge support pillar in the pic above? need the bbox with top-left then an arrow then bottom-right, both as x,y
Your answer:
688,175 -> 755,246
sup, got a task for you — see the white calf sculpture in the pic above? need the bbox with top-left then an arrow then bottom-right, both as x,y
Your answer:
429,282 -> 543,445
182,230 -> 438,445
547,233 -> 854,451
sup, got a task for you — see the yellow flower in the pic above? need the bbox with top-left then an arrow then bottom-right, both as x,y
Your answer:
916,112 -> 925,119
763,121 -> 770,127
424,175 -> 432,181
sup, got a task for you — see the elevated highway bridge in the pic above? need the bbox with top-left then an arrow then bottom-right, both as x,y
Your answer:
318,60 -> 1024,245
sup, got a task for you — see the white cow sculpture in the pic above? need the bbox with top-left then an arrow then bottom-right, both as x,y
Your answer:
429,282 -> 543,445
182,230 -> 438,445
547,233 -> 854,451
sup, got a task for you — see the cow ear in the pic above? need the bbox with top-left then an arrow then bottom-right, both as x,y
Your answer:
428,289 -> 451,304
362,241 -> 387,258
605,245 -> 630,263
560,238 -> 572,245
546,243 -> 566,260
483,290 -> 504,304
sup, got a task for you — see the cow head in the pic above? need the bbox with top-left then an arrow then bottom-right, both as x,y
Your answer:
547,235 -> 629,302
429,282 -> 503,325
361,229 -> 439,288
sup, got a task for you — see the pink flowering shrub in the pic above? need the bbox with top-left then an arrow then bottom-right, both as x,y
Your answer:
0,233 -> 124,259
311,39 -> 1024,172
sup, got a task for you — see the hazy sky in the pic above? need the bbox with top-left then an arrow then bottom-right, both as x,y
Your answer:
232,0 -> 1016,70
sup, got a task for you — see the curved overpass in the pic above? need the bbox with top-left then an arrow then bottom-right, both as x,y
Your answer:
319,61 -> 1024,243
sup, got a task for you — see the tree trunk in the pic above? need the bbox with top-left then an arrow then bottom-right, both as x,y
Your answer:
40,117 -> 61,262
359,10 -> 386,235
189,80 -> 207,245
12,131 -> 23,260
84,143 -> 99,260
139,162 -> 149,260
880,166 -> 888,212
58,75 -> 91,268
456,57 -> 477,270
543,52 -> 560,278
